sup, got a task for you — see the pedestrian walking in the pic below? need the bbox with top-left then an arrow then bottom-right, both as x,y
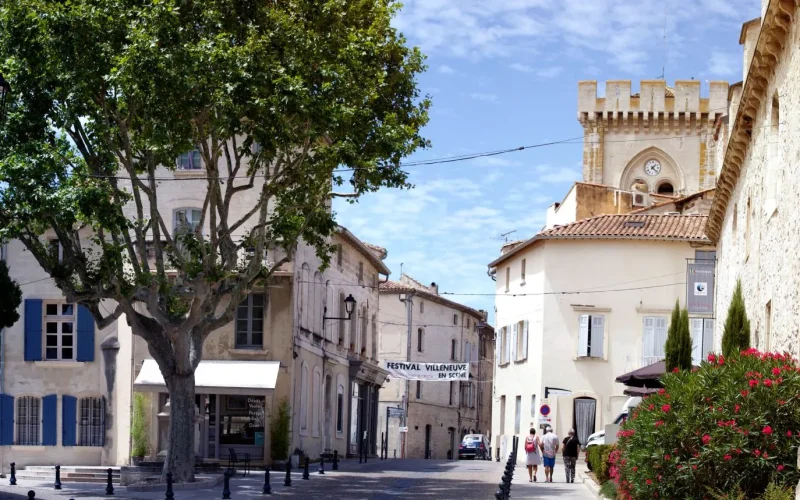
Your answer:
562,429 -> 580,483
540,426 -> 559,483
524,428 -> 542,482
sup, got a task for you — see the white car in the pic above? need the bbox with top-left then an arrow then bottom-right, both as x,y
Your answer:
584,397 -> 642,448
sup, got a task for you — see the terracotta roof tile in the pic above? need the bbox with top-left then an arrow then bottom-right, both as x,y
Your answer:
539,214 -> 709,240
489,214 -> 710,267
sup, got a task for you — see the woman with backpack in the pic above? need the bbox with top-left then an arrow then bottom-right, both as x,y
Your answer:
524,427 -> 542,482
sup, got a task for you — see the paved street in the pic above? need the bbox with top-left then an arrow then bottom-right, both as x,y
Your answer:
0,458 -> 595,500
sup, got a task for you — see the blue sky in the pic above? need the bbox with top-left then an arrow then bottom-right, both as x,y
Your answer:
333,0 -> 759,321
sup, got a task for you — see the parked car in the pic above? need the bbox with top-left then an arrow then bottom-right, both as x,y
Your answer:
584,396 -> 642,449
458,434 -> 490,460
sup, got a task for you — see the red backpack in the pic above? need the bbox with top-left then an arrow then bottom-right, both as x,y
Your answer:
525,437 -> 536,453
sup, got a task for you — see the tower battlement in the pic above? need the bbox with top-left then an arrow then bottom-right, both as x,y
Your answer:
578,80 -> 729,131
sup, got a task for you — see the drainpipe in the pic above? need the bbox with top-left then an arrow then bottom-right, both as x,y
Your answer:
1,328 -> 5,477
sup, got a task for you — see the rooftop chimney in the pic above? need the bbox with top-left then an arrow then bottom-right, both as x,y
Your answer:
429,282 -> 438,295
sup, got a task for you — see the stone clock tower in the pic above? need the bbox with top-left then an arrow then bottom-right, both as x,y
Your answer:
577,80 -> 729,196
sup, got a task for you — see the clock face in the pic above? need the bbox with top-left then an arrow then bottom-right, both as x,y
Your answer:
644,159 -> 661,176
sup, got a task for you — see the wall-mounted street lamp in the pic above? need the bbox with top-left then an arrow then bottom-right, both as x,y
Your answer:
321,293 -> 357,340
0,73 -> 10,123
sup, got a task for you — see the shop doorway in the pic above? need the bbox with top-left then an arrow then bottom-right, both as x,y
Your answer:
424,424 -> 432,459
573,397 -> 597,446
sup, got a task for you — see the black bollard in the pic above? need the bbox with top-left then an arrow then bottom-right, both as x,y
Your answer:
9,462 -> 16,486
27,491 -> 34,500
262,469 -> 271,495
222,471 -> 231,499
358,447 -> 362,464
106,468 -> 114,495
333,450 -> 339,471
283,460 -> 291,487
165,472 -> 175,500
302,456 -> 310,480
318,454 -> 325,475
54,465 -> 62,490
495,489 -> 503,500
496,447 -> 500,462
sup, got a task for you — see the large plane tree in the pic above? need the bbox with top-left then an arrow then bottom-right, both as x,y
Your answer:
0,0 -> 428,482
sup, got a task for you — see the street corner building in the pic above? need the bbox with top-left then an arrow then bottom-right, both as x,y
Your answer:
132,223 -> 392,464
0,236 -> 132,470
0,150 -> 394,471
377,275 -> 495,460
707,1 -> 800,357
490,76 -> 731,461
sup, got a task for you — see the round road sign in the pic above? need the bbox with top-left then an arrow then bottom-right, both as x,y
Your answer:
540,404 -> 551,416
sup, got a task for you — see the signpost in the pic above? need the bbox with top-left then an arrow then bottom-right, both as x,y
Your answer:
537,399 -> 552,426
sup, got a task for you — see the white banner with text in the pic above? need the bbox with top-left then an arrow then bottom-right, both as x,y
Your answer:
384,361 -> 469,380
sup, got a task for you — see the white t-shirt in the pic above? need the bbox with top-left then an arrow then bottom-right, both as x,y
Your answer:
542,433 -> 559,458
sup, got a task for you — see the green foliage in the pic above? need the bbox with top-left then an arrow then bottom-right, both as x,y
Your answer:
722,280 -> 751,357
0,260 -> 21,330
758,482 -> 795,500
131,393 -> 149,457
612,350 -> 800,499
665,300 -> 692,372
0,0 -> 429,480
587,445 -> 614,482
599,480 -> 618,499
270,398 -> 291,462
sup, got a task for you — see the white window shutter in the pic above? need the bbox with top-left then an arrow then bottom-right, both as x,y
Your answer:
578,315 -> 589,357
592,315 -> 605,358
511,323 -> 518,362
522,320 -> 529,360
642,317 -> 655,360
654,318 -> 668,359
691,318 -> 703,365
702,319 -> 715,358
504,327 -> 511,364
495,331 -> 502,366
465,343 -> 471,367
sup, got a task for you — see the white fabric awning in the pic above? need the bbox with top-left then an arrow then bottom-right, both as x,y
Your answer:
134,359 -> 280,395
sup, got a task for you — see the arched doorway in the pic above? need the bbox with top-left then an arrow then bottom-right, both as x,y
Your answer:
572,397 -> 597,446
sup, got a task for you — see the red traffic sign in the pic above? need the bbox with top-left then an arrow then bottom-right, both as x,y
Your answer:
540,404 -> 551,416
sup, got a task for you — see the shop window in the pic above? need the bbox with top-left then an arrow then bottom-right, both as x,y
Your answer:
218,395 -> 265,447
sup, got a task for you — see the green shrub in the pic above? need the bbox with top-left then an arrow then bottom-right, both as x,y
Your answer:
270,397 -> 291,461
721,279 -> 751,357
759,482 -> 795,500
613,350 -> 800,499
599,480 -> 618,499
131,393 -> 148,457
587,444 -> 614,482
665,300 -> 692,372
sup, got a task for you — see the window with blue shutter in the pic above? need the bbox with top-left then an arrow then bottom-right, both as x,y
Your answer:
24,299 -> 43,361
42,394 -> 57,446
62,395 -> 77,446
76,305 -> 95,362
0,394 -> 14,445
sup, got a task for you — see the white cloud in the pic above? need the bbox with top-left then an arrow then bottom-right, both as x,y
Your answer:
536,66 -> 563,78
394,0 -> 758,73
470,92 -> 499,102
510,62 -> 535,73
438,64 -> 456,74
708,51 -> 738,76
530,164 -> 581,184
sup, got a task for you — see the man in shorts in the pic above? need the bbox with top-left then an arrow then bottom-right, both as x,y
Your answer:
540,426 -> 560,483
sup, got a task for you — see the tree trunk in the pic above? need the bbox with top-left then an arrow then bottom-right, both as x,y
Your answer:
163,372 -> 197,483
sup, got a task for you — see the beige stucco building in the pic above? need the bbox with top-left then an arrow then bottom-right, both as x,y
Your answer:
0,234 -> 133,470
0,146 -> 391,471
377,275 -> 493,460
707,1 -> 800,355
490,78 -> 730,461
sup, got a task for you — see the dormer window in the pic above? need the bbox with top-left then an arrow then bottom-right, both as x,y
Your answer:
177,149 -> 202,170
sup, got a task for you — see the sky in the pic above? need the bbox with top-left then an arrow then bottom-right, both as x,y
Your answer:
332,0 -> 760,322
